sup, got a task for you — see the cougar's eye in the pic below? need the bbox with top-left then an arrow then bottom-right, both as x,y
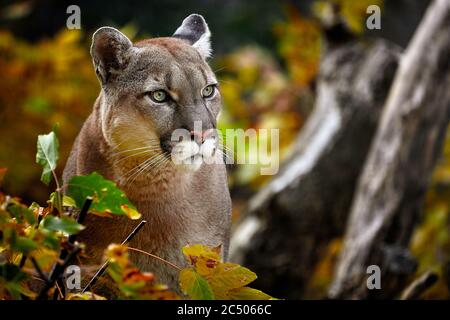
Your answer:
150,90 -> 168,103
202,85 -> 215,98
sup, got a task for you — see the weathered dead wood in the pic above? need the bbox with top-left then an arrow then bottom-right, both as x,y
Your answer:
229,39 -> 400,298
329,0 -> 450,299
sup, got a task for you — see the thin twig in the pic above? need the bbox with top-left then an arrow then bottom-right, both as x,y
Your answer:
51,170 -> 61,194
120,220 -> 147,245
68,197 -> 92,243
55,282 -> 64,299
51,167 -> 63,214
401,271 -> 438,300
82,220 -> 147,293
127,246 -> 182,271
29,257 -> 50,284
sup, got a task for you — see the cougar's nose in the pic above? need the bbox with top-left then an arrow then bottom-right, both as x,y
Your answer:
189,129 -> 214,144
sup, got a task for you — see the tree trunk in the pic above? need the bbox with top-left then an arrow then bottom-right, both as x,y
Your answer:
229,38 -> 400,298
329,0 -> 450,299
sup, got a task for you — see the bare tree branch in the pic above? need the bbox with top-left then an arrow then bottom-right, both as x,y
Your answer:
329,0 -> 450,298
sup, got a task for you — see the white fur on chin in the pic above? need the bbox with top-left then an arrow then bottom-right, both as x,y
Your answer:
171,138 -> 216,172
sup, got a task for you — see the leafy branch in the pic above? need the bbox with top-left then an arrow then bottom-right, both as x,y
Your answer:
36,130 -> 62,213
1,128 -> 276,300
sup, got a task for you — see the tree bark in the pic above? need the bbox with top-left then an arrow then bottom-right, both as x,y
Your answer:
229,39 -> 400,298
329,0 -> 450,299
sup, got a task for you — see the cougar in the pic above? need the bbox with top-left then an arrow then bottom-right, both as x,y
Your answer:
62,14 -> 231,290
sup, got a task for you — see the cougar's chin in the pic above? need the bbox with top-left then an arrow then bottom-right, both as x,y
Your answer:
170,138 -> 216,172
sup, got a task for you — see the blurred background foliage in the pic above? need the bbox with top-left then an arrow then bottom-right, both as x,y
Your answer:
1,0 -> 448,298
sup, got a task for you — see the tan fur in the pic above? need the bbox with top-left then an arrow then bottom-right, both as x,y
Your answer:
63,21 -> 231,291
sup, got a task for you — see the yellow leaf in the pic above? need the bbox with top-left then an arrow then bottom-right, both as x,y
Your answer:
18,284 -> 37,299
182,244 -> 222,277
182,244 -> 221,265
121,204 -> 142,220
226,287 -> 273,300
62,195 -> 76,207
67,292 -> 107,300
105,243 -> 129,268
29,247 -> 58,271
208,263 -> 257,297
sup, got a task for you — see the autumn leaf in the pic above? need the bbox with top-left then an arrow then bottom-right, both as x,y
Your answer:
209,263 -> 257,291
179,268 -> 215,300
36,131 -> 59,185
41,215 -> 84,235
29,247 -> 58,271
226,287 -> 273,300
179,244 -> 275,300
67,292 -> 107,300
182,244 -> 221,276
123,268 -> 155,284
105,243 -> 129,268
67,172 -> 141,219
104,244 -> 179,300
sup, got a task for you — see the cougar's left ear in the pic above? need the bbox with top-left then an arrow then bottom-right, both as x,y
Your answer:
91,27 -> 133,85
173,14 -> 212,59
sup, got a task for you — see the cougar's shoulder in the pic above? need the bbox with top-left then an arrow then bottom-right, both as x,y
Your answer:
63,95 -> 113,185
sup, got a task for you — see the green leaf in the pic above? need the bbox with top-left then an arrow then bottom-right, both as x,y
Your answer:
36,131 -> 59,185
41,215 -> 84,235
8,204 -> 36,225
10,234 -> 38,254
0,263 -> 31,299
67,172 -> 141,219
179,268 -> 214,300
29,202 -> 40,211
42,232 -> 60,250
48,191 -> 63,213
62,195 -> 76,207
49,192 -> 75,208
106,262 -> 124,284
0,263 -> 27,282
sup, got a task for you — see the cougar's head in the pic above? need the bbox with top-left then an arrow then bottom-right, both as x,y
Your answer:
91,14 -> 222,177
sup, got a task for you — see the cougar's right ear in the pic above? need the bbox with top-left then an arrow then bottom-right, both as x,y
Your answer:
173,14 -> 212,59
90,27 -> 133,85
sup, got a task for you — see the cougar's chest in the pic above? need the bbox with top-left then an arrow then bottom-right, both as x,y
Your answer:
124,182 -> 226,289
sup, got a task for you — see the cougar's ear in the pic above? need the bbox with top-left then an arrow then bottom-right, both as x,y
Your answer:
173,14 -> 212,59
90,27 -> 133,85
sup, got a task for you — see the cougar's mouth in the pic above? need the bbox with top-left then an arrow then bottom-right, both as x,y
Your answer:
165,137 -> 217,172
160,137 -> 175,155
